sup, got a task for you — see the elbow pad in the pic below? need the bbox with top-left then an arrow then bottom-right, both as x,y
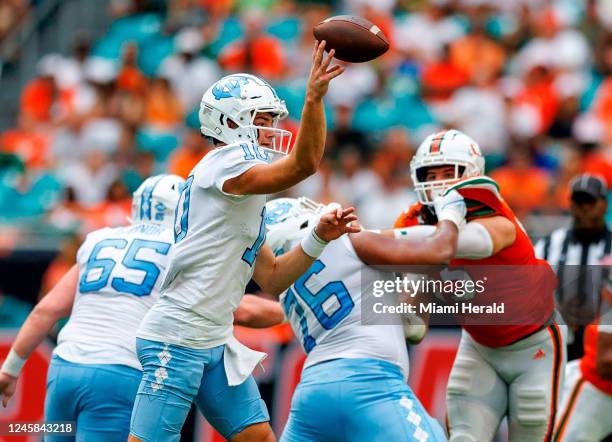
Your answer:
456,222 -> 494,259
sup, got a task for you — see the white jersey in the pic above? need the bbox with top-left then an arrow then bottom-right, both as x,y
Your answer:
55,223 -> 174,370
280,235 -> 410,377
137,142 -> 272,349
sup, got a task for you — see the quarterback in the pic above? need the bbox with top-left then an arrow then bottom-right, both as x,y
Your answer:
0,175 -> 283,441
394,129 -> 566,442
129,41 -> 356,442
263,193 -> 467,442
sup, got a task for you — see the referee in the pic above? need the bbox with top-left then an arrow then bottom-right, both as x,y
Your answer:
536,174 -> 610,360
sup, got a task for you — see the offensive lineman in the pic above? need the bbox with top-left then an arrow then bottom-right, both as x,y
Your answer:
394,129 -> 566,441
0,175 -> 284,441
264,193 -> 468,442
129,41 -> 357,442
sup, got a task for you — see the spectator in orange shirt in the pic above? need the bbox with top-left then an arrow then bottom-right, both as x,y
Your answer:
490,144 -> 552,217
116,43 -> 147,95
450,22 -> 506,84
20,55 -> 59,126
0,115 -> 50,169
581,149 -> 612,187
512,66 -> 560,136
84,179 -> 132,230
143,77 -> 183,130
219,10 -> 286,80
168,128 -> 212,178
421,45 -> 470,102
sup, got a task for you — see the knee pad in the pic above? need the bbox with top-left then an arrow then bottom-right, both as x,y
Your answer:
447,356 -> 479,396
515,386 -> 548,426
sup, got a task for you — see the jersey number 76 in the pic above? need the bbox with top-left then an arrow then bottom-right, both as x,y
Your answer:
283,260 -> 354,352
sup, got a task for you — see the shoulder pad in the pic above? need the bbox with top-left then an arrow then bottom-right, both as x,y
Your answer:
445,176 -> 503,220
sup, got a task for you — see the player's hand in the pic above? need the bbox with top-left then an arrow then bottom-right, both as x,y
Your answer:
315,206 -> 361,242
0,372 -> 17,408
433,190 -> 466,227
306,40 -> 344,101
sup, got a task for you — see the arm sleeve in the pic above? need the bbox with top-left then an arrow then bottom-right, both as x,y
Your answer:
392,221 -> 494,259
195,143 -> 270,198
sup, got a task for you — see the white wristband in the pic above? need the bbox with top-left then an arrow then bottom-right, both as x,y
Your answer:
301,227 -> 329,258
1,349 -> 26,378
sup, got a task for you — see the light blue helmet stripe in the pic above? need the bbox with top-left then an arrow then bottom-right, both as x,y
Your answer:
139,175 -> 165,221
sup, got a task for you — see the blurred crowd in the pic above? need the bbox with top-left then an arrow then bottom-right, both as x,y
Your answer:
0,0 -> 30,41
1,0 -> 612,241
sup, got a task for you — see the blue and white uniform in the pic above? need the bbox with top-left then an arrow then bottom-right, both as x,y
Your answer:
43,173 -> 184,442
279,234 -> 447,442
131,142 -> 274,441
46,223 -> 173,442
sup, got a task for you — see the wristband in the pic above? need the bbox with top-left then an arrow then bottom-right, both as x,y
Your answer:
301,227 -> 329,258
1,349 -> 26,378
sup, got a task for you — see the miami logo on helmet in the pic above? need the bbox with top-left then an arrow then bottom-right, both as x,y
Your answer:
211,76 -> 250,100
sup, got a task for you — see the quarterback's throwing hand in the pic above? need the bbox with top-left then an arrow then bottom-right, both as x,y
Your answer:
315,207 -> 361,242
0,372 -> 17,408
307,40 -> 345,101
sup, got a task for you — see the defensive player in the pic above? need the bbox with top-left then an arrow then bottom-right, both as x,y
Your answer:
0,175 -> 284,441
553,280 -> 612,441
129,41 -> 355,442
394,129 -> 566,442
264,192 -> 468,442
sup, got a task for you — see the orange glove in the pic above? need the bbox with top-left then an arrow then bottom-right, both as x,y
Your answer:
393,202 -> 423,228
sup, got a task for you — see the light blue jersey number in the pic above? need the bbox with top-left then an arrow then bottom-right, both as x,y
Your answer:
79,238 -> 171,297
174,175 -> 194,242
241,143 -> 269,162
283,260 -> 354,352
242,207 -> 267,266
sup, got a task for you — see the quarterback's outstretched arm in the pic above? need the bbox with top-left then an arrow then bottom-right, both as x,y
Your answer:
253,207 -> 360,296
223,41 -> 344,196
0,265 -> 77,407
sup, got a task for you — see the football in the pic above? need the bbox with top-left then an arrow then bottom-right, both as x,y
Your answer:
313,15 -> 389,63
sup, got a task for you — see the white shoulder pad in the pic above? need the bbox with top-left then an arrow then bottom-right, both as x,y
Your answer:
194,143 -> 272,197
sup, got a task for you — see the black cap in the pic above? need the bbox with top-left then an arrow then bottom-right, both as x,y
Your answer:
570,174 -> 608,202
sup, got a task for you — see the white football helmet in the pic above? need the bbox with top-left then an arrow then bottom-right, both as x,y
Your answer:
265,197 -> 339,256
199,73 -> 292,155
131,174 -> 185,228
410,129 -> 485,205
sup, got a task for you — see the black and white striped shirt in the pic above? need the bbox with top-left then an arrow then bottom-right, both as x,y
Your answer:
535,226 -> 611,324
536,228 -> 610,267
